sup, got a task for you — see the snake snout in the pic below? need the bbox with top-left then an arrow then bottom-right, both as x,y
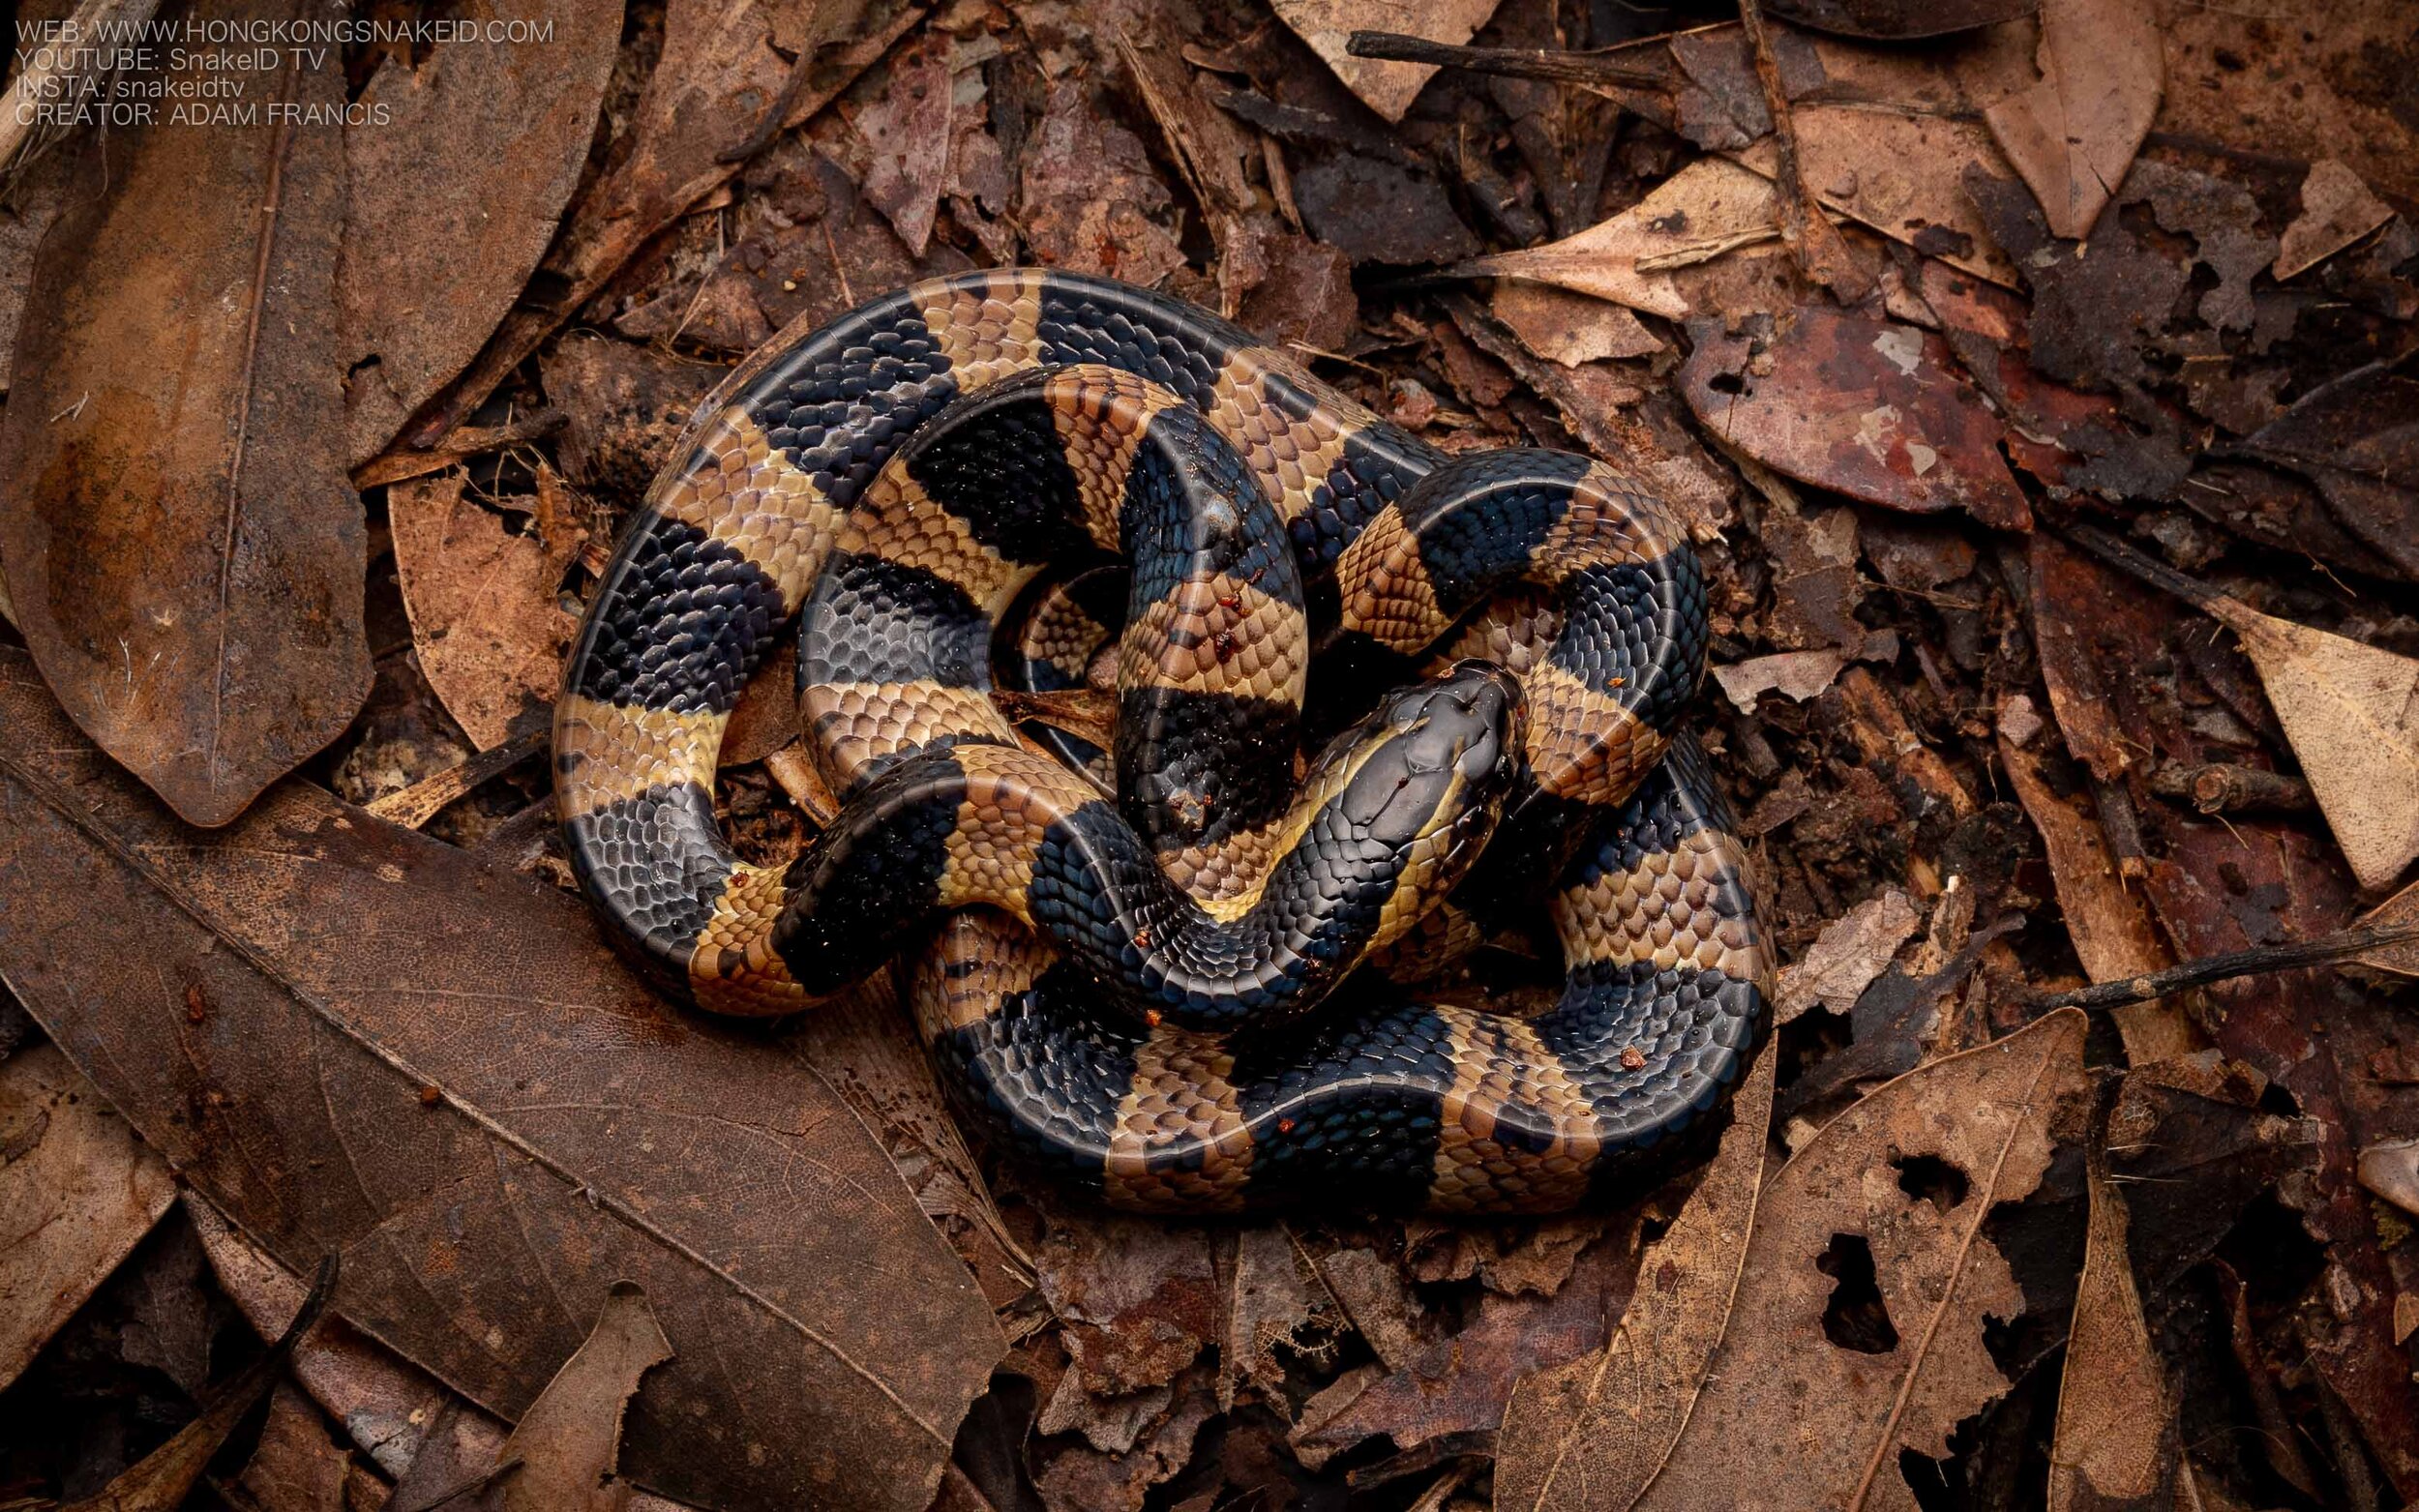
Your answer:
1341,664 -> 1524,844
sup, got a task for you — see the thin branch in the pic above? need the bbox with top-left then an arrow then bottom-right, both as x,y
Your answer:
1344,31 -> 1669,89
2022,921 -> 2419,1012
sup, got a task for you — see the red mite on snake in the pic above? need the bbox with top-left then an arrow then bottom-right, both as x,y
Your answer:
554,268 -> 1774,1214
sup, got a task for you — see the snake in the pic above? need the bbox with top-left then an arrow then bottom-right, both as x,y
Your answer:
553,268 -> 1773,1214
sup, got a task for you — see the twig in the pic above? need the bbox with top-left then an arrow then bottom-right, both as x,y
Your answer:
1344,30 -> 1668,90
2021,920 -> 2419,1012
364,727 -> 551,830
1734,0 -> 1873,303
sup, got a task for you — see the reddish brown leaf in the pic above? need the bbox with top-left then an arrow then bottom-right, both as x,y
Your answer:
0,0 -> 367,828
1978,0 -> 2162,240
1682,308 -> 2033,531
495,1284 -> 674,1512
0,647 -> 1003,1512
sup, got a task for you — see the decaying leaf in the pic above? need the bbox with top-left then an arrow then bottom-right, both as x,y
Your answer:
1269,0 -> 1505,122
2274,160 -> 2395,282
388,472 -> 582,752
0,0 -> 367,828
340,0 -> 623,467
1493,1049 -> 1778,1512
1018,80 -> 1185,288
1761,0 -> 2031,39
0,1042 -> 177,1390
495,1284 -> 675,1512
1682,308 -> 2034,531
855,32 -> 956,258
1452,158 -> 1778,320
1489,282 -> 1664,366
1978,0 -> 2161,240
1776,889 -> 1923,1023
1634,1010 -> 2089,1509
0,648 -> 1002,1512
2355,881 -> 2419,979
2046,1127 -> 2182,1509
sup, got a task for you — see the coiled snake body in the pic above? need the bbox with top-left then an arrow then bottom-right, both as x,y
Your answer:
555,269 -> 1773,1214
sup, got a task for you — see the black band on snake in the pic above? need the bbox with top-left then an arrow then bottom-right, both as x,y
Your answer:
555,269 -> 1774,1214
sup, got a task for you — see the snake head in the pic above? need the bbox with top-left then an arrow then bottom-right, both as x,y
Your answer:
1335,660 -> 1525,852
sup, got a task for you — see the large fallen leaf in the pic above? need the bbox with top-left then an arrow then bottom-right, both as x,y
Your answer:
0,1042 -> 177,1390
1978,0 -> 2161,240
2071,527 -> 2419,890
2158,0 -> 2416,206
1631,1010 -> 2089,1509
497,1284 -> 675,1512
388,472 -> 582,751
1493,1049 -> 1777,1511
0,0 -> 368,828
2047,1130 -> 2182,1509
1682,308 -> 2033,531
1269,0 -> 1504,122
1452,158 -> 1778,320
0,647 -> 1002,1512
341,0 -> 623,466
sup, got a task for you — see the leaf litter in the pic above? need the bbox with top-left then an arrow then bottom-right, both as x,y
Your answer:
1,0 -> 2417,1505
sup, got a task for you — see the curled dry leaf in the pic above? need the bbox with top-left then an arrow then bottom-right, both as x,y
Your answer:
388,473 -> 582,752
340,0 -> 622,467
1776,889 -> 1923,1023
0,1042 -> 177,1391
1269,0 -> 1505,123
1632,1010 -> 2090,1510
1682,309 -> 2034,531
0,3 -> 367,829
0,648 -> 1003,1512
1977,0 -> 2162,240
1452,158 -> 1777,320
1493,1049 -> 1777,1512
2046,1129 -> 2182,1510
496,1284 -> 674,1512
2273,160 -> 2395,282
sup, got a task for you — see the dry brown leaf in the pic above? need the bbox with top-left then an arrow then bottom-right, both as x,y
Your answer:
1634,1010 -> 2090,1510
0,0 -> 367,829
856,32 -> 956,258
0,1042 -> 177,1390
389,473 -> 581,752
408,0 -> 916,448
2159,0 -> 2416,207
1978,0 -> 2161,240
1452,158 -> 1778,320
2046,1130 -> 2182,1509
0,647 -> 1002,1512
1493,1049 -> 1777,1512
1269,0 -> 1505,123
340,0 -> 621,466
2273,159 -> 2396,282
495,1284 -> 674,1512
1018,80 -> 1185,289
1489,283 -> 1664,366
2199,595 -> 2419,891
1763,0 -> 2030,39
236,1383 -> 353,1512
1776,889 -> 1923,1023
1998,727 -> 2197,1066
1712,648 -> 1851,715
2355,881 -> 2419,978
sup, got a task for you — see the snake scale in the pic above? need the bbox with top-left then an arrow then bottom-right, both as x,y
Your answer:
554,268 -> 1774,1214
